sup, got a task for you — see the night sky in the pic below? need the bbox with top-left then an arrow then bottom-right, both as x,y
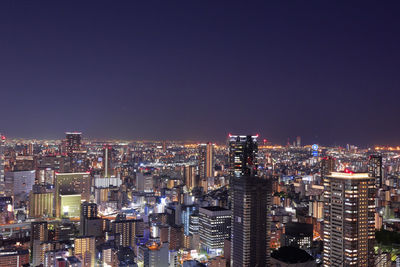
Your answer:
0,1 -> 400,146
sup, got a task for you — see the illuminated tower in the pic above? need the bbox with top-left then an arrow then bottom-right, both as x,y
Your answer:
369,155 -> 382,188
198,143 -> 214,192
183,165 -> 197,190
103,145 -> 113,177
228,135 -> 258,178
323,171 -> 375,267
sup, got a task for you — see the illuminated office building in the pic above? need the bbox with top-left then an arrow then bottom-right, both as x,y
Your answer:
199,206 -> 231,254
228,135 -> 258,178
74,236 -> 95,267
369,155 -> 382,188
323,172 -> 375,267
55,172 -> 91,217
60,194 -> 81,218
231,175 -> 271,267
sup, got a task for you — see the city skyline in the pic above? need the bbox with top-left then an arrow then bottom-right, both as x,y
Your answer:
0,1 -> 400,145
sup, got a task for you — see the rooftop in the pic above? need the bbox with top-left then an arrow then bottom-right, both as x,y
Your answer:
271,246 -> 314,264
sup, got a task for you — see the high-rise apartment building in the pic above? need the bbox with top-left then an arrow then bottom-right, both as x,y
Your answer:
228,135 -> 258,178
231,175 -> 271,267
0,249 -> 29,267
80,202 -> 102,236
31,221 -> 49,266
183,165 -> 197,190
29,189 -> 54,218
112,218 -> 144,248
323,171 -> 375,266
74,236 -> 95,267
198,143 -> 214,192
369,155 -> 382,188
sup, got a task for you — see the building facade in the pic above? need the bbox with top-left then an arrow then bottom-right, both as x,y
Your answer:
323,172 -> 375,266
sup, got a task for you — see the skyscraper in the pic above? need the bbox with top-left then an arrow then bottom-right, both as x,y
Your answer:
183,165 -> 197,190
198,143 -> 214,178
80,202 -> 102,236
231,175 -> 271,267
198,142 -> 214,192
323,171 -> 375,267
0,134 -> 5,196
228,135 -> 258,178
65,132 -> 82,156
65,132 -> 88,172
103,145 -> 113,178
369,155 -> 382,188
112,217 -> 144,248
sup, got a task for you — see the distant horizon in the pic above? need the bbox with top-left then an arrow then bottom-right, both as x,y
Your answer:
2,133 -> 399,148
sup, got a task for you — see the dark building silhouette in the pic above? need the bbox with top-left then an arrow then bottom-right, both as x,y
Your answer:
231,175 -> 271,267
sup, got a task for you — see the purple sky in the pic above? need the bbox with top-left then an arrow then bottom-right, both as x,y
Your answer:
0,1 -> 399,146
